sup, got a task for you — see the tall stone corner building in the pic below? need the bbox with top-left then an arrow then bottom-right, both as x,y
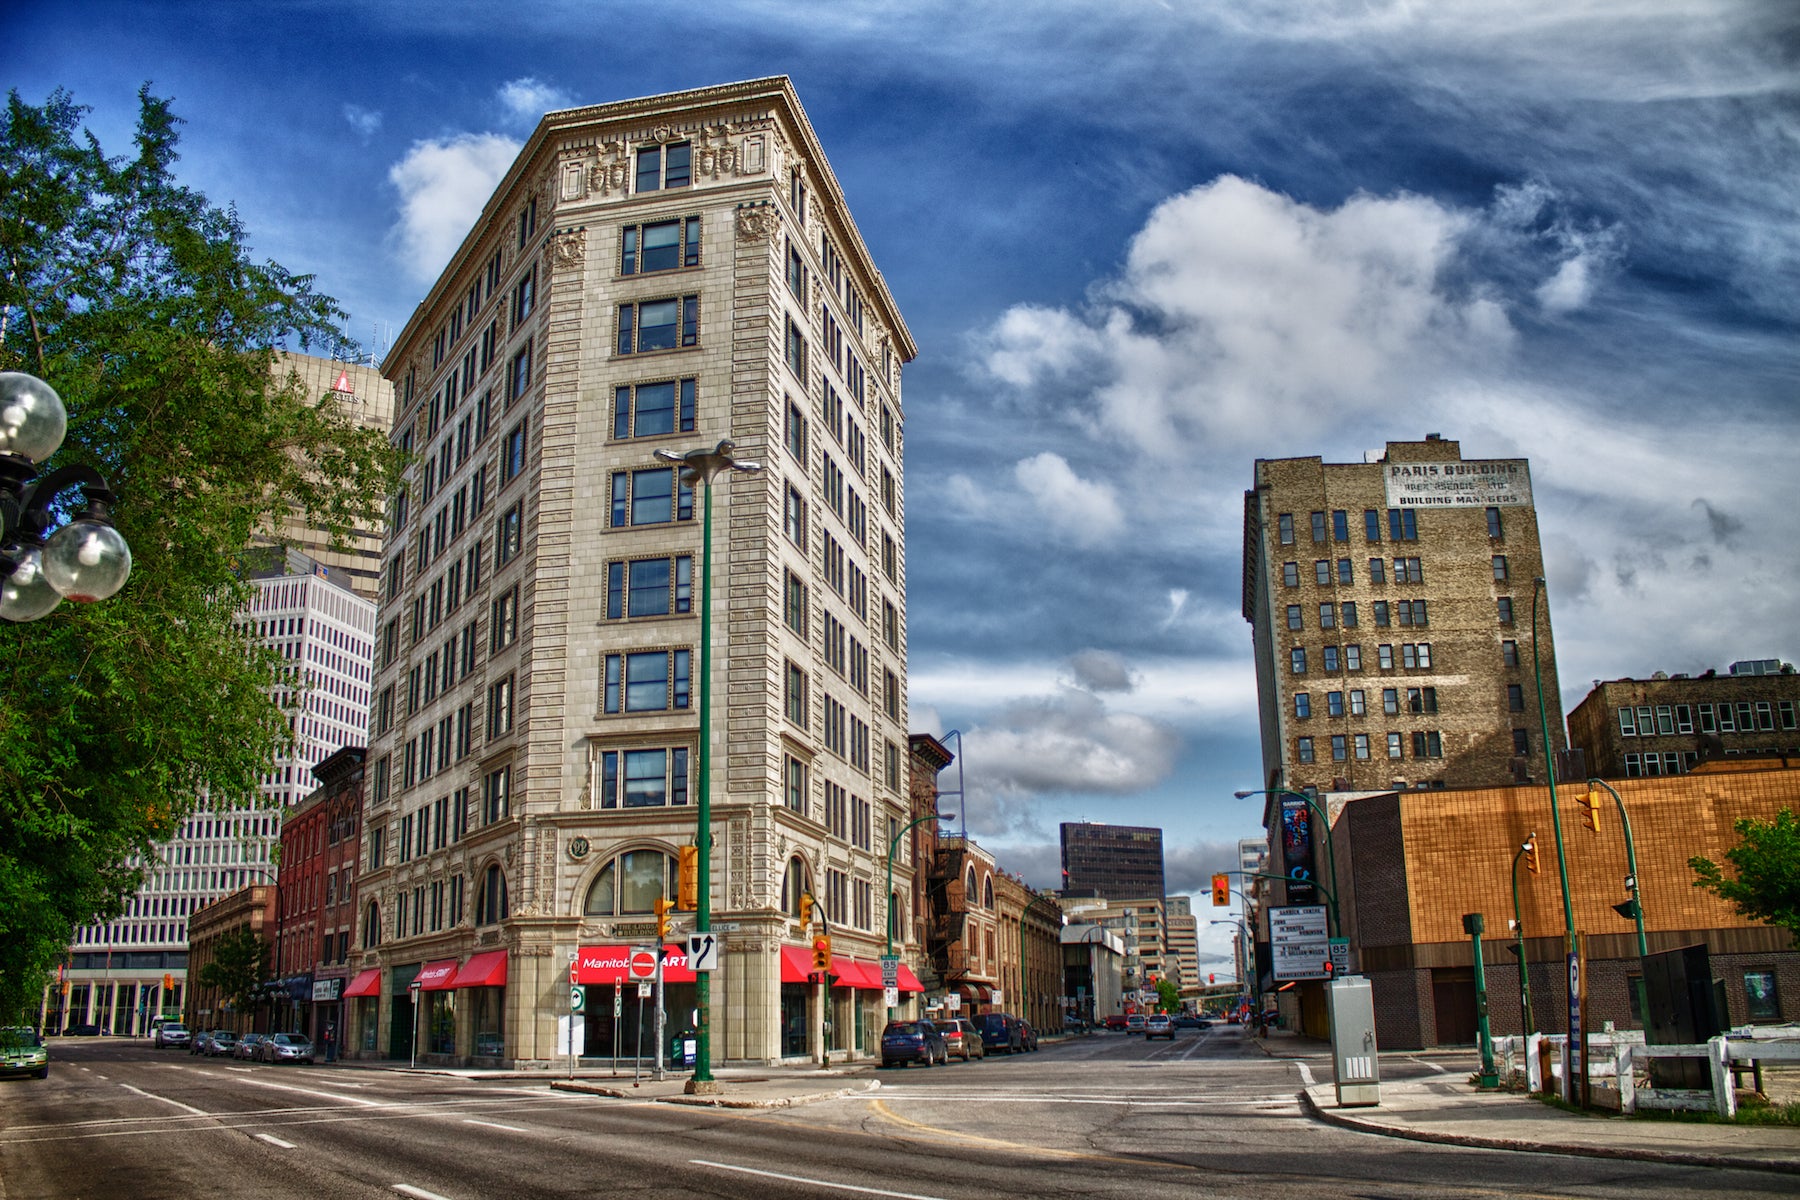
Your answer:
358,78 -> 916,1066
1243,436 -> 1568,795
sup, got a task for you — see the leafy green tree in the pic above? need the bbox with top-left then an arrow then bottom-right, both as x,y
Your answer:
1690,808 -> 1800,946
1155,978 -> 1180,1013
0,87 -> 399,1019
195,925 -> 269,1016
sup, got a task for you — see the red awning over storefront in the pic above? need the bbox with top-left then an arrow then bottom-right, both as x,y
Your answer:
575,944 -> 696,985
416,959 -> 460,991
450,950 -> 508,989
343,968 -> 382,998
832,957 -> 883,990
779,945 -> 814,984
895,964 -> 924,993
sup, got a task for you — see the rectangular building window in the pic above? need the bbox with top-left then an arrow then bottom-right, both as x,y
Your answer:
618,295 -> 699,354
786,661 -> 809,728
609,467 -> 693,527
1282,562 -> 1299,587
1486,506 -> 1504,538
1387,508 -> 1417,540
614,378 -> 697,439
1278,513 -> 1294,545
1492,555 -> 1509,582
1365,509 -> 1381,542
1310,511 -> 1327,542
602,649 -> 691,714
1294,693 -> 1311,719
1286,605 -> 1303,631
1497,597 -> 1514,624
1297,737 -> 1314,763
621,216 -> 701,275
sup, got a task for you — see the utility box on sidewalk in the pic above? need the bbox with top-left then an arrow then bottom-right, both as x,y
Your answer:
1328,976 -> 1380,1107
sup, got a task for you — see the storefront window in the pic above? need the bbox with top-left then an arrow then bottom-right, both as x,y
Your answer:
359,997 -> 379,1052
780,984 -> 807,1058
473,987 -> 505,1058
428,991 -> 456,1054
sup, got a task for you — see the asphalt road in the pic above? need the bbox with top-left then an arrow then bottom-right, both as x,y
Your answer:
2,1025 -> 1790,1199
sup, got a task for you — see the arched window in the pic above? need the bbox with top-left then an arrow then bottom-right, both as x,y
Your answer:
983,874 -> 995,910
476,864 -> 509,926
362,901 -> 380,948
583,849 -> 676,916
889,891 -> 905,944
780,857 -> 811,917
965,865 -> 977,902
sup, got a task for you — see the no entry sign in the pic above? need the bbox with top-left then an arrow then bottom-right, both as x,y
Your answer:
629,949 -> 657,979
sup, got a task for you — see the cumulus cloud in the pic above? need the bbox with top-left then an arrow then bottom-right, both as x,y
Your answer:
1067,649 -> 1136,693
387,132 -> 520,283
497,77 -> 573,125
965,688 -> 1181,797
977,175 -> 1519,457
1013,452 -> 1125,544
342,103 -> 382,139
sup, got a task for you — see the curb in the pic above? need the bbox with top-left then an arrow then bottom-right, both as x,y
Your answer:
549,1077 -> 882,1109
1297,1089 -> 1800,1176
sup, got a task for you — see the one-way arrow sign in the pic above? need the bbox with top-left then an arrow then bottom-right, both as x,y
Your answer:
687,933 -> 719,972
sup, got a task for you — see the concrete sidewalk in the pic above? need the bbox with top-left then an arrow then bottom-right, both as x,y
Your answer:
1251,1028 -> 1800,1176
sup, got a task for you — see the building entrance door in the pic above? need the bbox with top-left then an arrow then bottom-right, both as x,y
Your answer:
1431,967 -> 1477,1046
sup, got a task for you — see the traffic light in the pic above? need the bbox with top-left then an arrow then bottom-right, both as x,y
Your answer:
1578,790 -> 1601,833
799,892 -> 815,927
162,973 -> 173,993
1322,958 -> 1335,979
811,934 -> 831,971
654,896 -> 675,940
1211,873 -> 1229,906
1523,838 -> 1540,874
677,844 -> 699,910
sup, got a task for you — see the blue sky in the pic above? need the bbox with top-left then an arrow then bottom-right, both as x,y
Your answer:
14,2 -> 1799,967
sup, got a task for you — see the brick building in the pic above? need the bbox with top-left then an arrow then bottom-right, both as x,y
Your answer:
360,78 -> 915,1066
1243,437 -> 1567,793
184,884 -> 277,1035
1568,662 -> 1799,780
1297,762 -> 1800,1049
274,747 -> 367,1052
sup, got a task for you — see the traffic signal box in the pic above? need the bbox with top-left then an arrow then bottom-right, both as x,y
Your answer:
799,892 -> 815,927
1577,790 -> 1601,833
1524,840 -> 1540,874
1211,873 -> 1230,906
654,896 -> 675,940
677,844 -> 699,910
811,934 -> 831,970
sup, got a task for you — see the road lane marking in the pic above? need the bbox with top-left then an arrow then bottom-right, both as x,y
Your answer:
392,1186 -> 455,1200
691,1160 -> 948,1200
119,1083 -> 211,1117
93,1074 -> 107,1080
462,1118 -> 527,1133
255,1133 -> 297,1149
867,1100 -> 1201,1171
1298,1063 -> 1315,1086
234,1076 -> 385,1106
1408,1056 -> 1449,1073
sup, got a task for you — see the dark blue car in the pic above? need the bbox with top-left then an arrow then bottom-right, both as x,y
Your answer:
977,1012 -> 1024,1054
881,1020 -> 947,1068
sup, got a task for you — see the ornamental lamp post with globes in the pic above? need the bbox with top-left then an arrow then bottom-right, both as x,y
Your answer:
652,439 -> 761,1093
0,372 -> 133,621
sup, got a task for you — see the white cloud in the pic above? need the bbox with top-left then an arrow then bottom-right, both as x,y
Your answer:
1066,649 -> 1136,693
1013,451 -> 1124,544
971,688 -> 1182,796
342,103 -> 382,139
387,133 -> 520,284
497,77 -> 573,125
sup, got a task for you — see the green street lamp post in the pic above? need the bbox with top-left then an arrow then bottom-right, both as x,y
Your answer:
654,440 -> 761,1091
1510,833 -> 1537,1036
1235,789 -> 1341,938
884,808 -> 956,1022
1531,576 -> 1582,1104
1587,778 -> 1651,1029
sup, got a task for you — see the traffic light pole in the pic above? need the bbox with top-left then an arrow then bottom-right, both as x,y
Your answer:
1587,778 -> 1651,1029
1510,835 -> 1537,1036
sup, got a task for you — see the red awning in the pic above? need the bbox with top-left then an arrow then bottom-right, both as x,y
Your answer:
895,964 -> 924,993
449,950 -> 508,989
416,959 -> 460,991
779,945 -> 815,983
575,944 -> 696,985
831,957 -> 878,990
343,968 -> 381,998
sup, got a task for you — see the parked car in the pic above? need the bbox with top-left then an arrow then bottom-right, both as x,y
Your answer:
235,1033 -> 267,1061
1144,1014 -> 1175,1041
0,1028 -> 49,1079
1103,1014 -> 1129,1031
205,1030 -> 238,1057
261,1032 -> 314,1065
1018,1019 -> 1039,1051
940,1018 -> 984,1062
976,1012 -> 1024,1055
152,1022 -> 189,1049
1125,1014 -> 1146,1034
1174,1014 -> 1209,1030
880,1020 -> 946,1068
62,1023 -> 104,1037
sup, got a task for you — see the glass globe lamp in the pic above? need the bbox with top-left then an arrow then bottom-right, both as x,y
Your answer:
0,372 -> 68,465
0,547 -> 65,622
42,517 -> 133,604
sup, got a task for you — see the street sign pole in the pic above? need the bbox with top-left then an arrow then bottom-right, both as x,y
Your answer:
654,946 -> 666,1083
612,983 -> 622,1077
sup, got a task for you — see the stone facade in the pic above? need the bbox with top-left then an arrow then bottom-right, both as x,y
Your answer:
1568,667 -> 1800,781
1330,762 -> 1800,1049
1243,437 -> 1567,793
358,78 -> 914,1067
184,885 -> 278,1035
